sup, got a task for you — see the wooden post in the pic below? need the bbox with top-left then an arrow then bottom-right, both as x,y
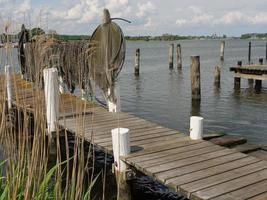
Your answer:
5,65 -> 12,109
108,84 -> 121,113
176,44 -> 182,69
259,58 -> 263,65
169,44 -> 174,69
190,56 -> 201,100
134,48 -> 140,76
255,58 -> 263,92
220,41 -> 225,61
43,68 -> 59,135
214,66 -> 221,87
111,128 -> 131,200
234,61 -> 242,89
248,41 -> 251,64
266,42 -> 267,60
190,116 -> 203,140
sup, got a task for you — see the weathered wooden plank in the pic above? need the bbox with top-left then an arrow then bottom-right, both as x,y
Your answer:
189,162 -> 267,200
155,153 -> 247,186
124,140 -> 202,159
144,149 -> 236,176
166,156 -> 259,187
249,150 -> 267,161
249,192 -> 267,200
135,144 -> 222,169
211,179 -> 267,200
127,141 -> 210,164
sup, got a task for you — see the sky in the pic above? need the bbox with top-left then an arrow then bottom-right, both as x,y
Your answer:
0,0 -> 267,36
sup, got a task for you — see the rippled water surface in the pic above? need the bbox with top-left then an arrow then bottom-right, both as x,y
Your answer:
119,39 -> 267,144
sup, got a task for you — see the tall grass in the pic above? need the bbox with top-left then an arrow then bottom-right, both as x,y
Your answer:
0,33 -> 105,200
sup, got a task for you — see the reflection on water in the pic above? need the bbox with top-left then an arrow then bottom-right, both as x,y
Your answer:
120,39 -> 267,144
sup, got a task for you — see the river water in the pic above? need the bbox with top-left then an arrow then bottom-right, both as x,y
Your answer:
120,39 -> 267,144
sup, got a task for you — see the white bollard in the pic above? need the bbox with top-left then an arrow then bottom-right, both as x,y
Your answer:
190,116 -> 204,140
111,128 -> 130,172
108,84 -> 121,113
5,65 -> 12,109
43,68 -> 59,135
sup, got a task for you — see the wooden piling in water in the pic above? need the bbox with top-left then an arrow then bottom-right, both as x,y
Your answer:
135,48 -> 140,76
191,56 -> 201,100
255,59 -> 263,92
266,42 -> 267,60
220,41 -> 225,61
176,44 -> 182,69
111,128 -> 131,200
234,61 -> 242,89
169,44 -> 174,69
259,58 -> 263,65
248,41 -> 251,64
214,66 -> 221,87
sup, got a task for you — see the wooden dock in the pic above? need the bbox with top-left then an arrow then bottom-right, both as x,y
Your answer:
230,64 -> 267,81
2,75 -> 267,200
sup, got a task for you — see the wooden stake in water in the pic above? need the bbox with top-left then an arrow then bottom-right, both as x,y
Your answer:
111,128 -> 131,200
169,44 -> 174,69
220,41 -> 225,61
5,65 -> 12,109
177,44 -> 182,69
255,59 -> 263,92
248,41 -> 251,64
266,42 -> 267,60
214,66 -> 221,87
135,48 -> 140,76
234,61 -> 242,89
191,56 -> 201,100
43,68 -> 59,135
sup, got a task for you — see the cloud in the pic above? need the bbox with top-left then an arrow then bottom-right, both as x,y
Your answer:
136,1 -> 156,18
250,12 -> 267,24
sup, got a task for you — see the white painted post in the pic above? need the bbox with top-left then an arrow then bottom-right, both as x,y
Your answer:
43,68 -> 59,135
58,76 -> 65,94
5,65 -> 12,109
108,83 -> 121,113
190,116 -> 203,140
111,128 -> 130,172
111,127 -> 131,199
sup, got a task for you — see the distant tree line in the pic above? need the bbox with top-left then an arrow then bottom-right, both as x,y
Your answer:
241,33 -> 267,39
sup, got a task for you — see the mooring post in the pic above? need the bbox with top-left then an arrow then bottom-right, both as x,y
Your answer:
177,44 -> 182,69
135,48 -> 140,76
190,116 -> 203,140
234,61 -> 242,89
220,41 -> 225,61
214,66 -> 221,87
191,56 -> 201,100
111,128 -> 131,200
259,58 -> 263,65
255,59 -> 263,92
43,68 -> 59,136
248,41 -> 251,64
5,65 -> 12,109
266,42 -> 267,61
169,44 -> 174,69
108,84 -> 121,113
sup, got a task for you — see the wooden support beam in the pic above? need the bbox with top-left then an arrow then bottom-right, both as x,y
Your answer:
190,56 -> 201,100
169,44 -> 174,69
234,61 -> 241,89
177,44 -> 182,69
135,48 -> 140,76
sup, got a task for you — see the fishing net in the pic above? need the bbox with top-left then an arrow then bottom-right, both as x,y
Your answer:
18,9 -> 126,104
90,18 -> 125,104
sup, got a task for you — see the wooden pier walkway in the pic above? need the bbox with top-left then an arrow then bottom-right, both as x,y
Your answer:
2,75 -> 267,200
